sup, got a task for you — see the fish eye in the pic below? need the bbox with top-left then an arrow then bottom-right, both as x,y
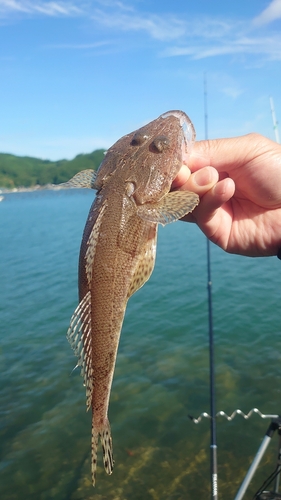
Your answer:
150,135 -> 170,153
130,131 -> 149,146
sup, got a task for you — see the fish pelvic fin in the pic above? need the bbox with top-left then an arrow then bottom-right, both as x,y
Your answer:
127,225 -> 157,298
91,419 -> 114,486
66,291 -> 93,410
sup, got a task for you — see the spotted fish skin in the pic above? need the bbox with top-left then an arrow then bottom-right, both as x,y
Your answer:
65,110 -> 199,485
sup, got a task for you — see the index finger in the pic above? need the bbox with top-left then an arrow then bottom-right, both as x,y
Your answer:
188,135 -> 259,173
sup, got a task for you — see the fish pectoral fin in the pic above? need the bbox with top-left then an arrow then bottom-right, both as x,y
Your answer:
57,169 -> 97,189
136,191 -> 199,226
66,291 -> 93,410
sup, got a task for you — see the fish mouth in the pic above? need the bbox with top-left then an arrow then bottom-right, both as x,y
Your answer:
160,110 -> 196,165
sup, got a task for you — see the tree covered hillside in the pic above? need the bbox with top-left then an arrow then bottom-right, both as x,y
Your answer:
0,149 -> 105,188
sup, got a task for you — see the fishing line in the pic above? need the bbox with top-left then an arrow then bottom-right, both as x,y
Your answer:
204,72 -> 218,500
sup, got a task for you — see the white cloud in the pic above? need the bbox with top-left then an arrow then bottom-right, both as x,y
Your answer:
253,0 -> 281,26
91,8 -> 186,41
90,7 -> 281,61
0,0 -> 82,16
33,2 -> 81,16
1,1 -> 281,63
221,86 -> 244,100
162,32 -> 281,61
0,0 -> 29,13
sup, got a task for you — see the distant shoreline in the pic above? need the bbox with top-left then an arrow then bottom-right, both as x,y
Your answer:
0,182 -> 96,194
0,184 -> 68,194
0,148 -> 104,191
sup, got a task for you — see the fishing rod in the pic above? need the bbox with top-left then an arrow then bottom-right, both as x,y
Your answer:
189,84 -> 281,499
191,84 -> 281,499
204,73 -> 218,500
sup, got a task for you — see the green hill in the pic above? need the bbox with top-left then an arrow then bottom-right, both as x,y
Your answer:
0,149 -> 106,189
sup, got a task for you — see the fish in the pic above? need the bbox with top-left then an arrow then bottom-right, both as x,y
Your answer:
62,110 -> 199,485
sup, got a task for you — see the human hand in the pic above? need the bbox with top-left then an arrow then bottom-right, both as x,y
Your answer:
172,133 -> 281,257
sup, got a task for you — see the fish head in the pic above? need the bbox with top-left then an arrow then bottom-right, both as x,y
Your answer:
94,110 -> 195,204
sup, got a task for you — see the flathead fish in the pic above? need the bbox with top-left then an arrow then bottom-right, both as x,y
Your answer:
62,110 -> 199,485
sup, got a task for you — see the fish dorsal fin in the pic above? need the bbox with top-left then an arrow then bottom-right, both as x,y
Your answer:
85,203 -> 107,284
58,169 -> 97,189
67,291 -> 93,410
136,191 -> 199,226
127,226 -> 157,298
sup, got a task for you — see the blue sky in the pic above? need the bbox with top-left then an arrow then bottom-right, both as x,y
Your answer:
1,0 -> 281,160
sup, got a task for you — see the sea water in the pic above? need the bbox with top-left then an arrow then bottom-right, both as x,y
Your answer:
0,190 -> 280,500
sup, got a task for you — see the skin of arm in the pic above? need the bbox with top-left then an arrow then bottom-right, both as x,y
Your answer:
172,133 -> 281,257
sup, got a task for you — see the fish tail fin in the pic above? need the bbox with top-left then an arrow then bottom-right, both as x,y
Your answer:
91,418 -> 114,486
91,424 -> 99,486
100,419 -> 114,476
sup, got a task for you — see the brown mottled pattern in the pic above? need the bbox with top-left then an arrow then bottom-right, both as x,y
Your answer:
65,110 -> 200,485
